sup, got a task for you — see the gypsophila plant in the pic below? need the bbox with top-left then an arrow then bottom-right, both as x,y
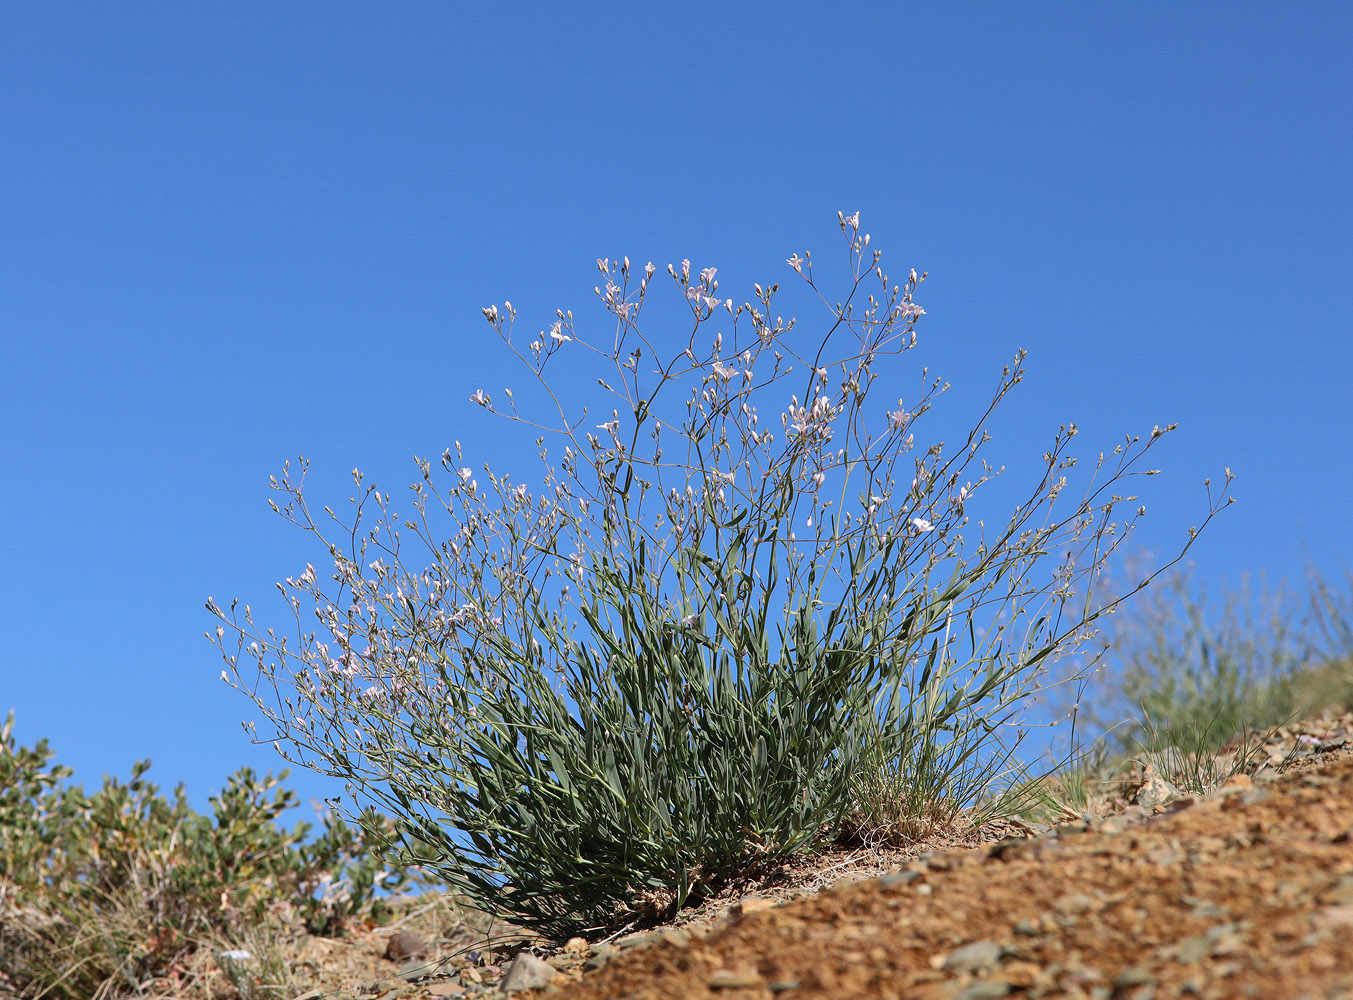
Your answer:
210,212 -> 1230,937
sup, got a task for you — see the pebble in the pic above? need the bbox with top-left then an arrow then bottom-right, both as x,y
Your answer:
941,940 -> 1004,973
497,953 -> 556,993
386,930 -> 428,961
708,967 -> 763,989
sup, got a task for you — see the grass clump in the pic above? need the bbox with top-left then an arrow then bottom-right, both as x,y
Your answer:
210,212 -> 1226,938
0,712 -> 412,1000
1013,559 -> 1353,821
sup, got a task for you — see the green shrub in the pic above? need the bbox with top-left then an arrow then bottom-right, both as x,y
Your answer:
1052,558 -> 1353,797
0,712 -> 410,999
211,213 -> 1227,937
1080,562 -> 1320,756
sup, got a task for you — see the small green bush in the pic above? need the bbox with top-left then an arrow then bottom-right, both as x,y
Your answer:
1050,559 -> 1353,798
1079,562 -> 1325,755
0,712 -> 410,1000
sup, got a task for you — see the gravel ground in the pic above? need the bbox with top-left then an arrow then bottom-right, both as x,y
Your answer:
302,708 -> 1353,1000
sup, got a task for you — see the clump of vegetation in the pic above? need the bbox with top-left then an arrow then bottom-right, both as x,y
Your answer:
0,712 -> 412,1000
210,213 -> 1226,938
1015,558 -> 1353,820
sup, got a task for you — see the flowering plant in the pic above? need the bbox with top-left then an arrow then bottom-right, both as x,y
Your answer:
210,213 -> 1229,936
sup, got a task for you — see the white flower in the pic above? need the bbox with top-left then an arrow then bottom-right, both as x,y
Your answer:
787,253 -> 804,273
219,949 -> 253,963
912,517 -> 935,533
481,305 -> 498,322
710,360 -> 736,383
470,389 -> 489,406
220,670 -> 229,682
682,613 -> 698,627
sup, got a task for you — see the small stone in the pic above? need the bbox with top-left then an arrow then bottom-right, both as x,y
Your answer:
498,952 -> 557,993
942,940 -> 1004,973
1052,892 -> 1094,916
1175,934 -> 1211,963
1112,967 -> 1156,989
956,982 -> 1012,1000
385,930 -> 428,962
583,944 -> 616,970
880,869 -> 922,887
709,968 -> 763,989
1132,766 -> 1183,809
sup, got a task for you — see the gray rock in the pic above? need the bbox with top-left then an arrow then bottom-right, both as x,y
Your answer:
498,952 -> 556,993
942,939 -> 1004,973
385,929 -> 427,961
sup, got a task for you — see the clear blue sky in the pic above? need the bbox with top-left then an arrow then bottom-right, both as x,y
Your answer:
3,5 -> 1350,823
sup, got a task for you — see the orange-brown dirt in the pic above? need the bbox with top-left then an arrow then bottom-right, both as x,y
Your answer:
299,711 -> 1353,1000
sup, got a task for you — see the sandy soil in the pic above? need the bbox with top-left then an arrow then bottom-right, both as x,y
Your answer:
290,709 -> 1353,1000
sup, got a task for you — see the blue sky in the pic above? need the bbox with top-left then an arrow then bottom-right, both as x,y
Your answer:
2,5 -> 1350,824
